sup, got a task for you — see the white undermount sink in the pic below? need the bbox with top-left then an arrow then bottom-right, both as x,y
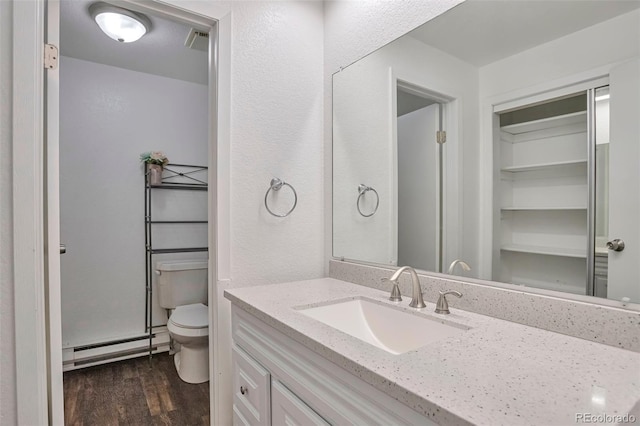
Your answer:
297,297 -> 469,355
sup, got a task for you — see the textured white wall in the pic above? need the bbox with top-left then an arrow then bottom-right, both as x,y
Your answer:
198,3 -> 326,421
323,0 -> 465,272
0,0 -> 17,423
226,0 -> 325,288
59,56 -> 208,347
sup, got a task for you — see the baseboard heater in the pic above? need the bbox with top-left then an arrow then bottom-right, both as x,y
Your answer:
63,330 -> 170,371
74,334 -> 152,352
73,346 -> 159,367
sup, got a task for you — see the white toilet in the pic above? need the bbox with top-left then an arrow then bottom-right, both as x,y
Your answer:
156,260 -> 209,384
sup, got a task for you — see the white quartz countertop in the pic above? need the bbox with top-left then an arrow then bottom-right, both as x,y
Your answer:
224,278 -> 640,426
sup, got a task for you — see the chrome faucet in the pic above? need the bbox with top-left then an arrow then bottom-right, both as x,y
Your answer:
447,259 -> 471,275
387,266 -> 426,308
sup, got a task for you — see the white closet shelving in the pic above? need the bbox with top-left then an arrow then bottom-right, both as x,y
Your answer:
496,106 -> 588,292
500,206 -> 586,211
500,244 -> 586,258
500,159 -> 587,173
500,110 -> 586,134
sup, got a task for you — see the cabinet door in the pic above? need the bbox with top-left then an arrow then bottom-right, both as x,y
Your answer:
271,380 -> 330,426
233,345 -> 271,426
233,405 -> 253,426
607,58 -> 640,301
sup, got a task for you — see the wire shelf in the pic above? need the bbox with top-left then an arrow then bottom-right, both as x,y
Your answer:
144,163 -> 209,364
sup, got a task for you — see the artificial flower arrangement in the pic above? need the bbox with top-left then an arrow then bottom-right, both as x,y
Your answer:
140,151 -> 169,167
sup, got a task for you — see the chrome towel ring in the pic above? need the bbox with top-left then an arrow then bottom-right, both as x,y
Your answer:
357,184 -> 379,217
265,178 -> 297,218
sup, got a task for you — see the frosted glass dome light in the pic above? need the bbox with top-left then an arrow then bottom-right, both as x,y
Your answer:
90,3 -> 151,43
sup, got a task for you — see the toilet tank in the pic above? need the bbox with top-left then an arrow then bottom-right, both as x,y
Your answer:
156,260 -> 208,309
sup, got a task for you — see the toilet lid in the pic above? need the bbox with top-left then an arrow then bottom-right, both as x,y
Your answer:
170,303 -> 208,329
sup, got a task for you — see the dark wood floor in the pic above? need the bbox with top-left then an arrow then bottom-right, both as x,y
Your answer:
64,353 -> 209,426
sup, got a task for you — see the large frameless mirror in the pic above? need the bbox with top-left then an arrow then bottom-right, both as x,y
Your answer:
332,0 -> 640,305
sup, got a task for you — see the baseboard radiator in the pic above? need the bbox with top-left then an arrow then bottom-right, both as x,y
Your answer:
63,330 -> 170,371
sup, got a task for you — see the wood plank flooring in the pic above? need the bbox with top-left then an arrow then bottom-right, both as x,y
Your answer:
64,353 -> 209,426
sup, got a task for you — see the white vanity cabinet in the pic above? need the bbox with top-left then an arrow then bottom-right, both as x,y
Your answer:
230,306 -> 435,426
233,344 -> 328,426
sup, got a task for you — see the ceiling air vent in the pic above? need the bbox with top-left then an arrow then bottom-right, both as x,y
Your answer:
185,28 -> 209,52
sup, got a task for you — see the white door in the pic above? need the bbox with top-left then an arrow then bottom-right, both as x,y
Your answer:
607,58 -> 640,302
45,0 -> 65,423
396,103 -> 440,271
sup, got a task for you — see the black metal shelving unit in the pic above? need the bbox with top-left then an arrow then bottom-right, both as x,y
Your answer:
144,163 -> 208,363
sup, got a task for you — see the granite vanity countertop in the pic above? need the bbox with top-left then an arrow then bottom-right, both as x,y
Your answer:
225,278 -> 640,426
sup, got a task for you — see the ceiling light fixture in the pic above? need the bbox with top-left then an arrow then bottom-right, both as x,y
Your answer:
89,3 -> 151,43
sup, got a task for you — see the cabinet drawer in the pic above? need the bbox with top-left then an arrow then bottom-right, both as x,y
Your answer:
272,380 -> 330,426
233,345 -> 271,426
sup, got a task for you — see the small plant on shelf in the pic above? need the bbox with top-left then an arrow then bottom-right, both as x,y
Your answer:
141,151 -> 169,185
140,151 -> 169,167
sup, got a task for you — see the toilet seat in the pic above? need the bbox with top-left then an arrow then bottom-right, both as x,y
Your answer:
168,303 -> 209,337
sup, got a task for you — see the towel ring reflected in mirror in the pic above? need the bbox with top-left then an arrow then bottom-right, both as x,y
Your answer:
265,178 -> 297,218
357,184 -> 379,217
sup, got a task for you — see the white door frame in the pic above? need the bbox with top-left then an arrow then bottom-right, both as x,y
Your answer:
13,1 -> 49,424
390,70 -> 462,274
12,0 -> 232,424
45,1 -> 64,422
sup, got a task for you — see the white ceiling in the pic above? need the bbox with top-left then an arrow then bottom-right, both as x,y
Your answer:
60,0 -> 208,85
409,0 -> 640,67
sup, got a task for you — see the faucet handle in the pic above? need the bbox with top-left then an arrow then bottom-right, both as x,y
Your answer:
382,277 -> 402,302
435,290 -> 462,315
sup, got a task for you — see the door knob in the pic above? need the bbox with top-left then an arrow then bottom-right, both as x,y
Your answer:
60,244 -> 67,254
606,239 -> 625,252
